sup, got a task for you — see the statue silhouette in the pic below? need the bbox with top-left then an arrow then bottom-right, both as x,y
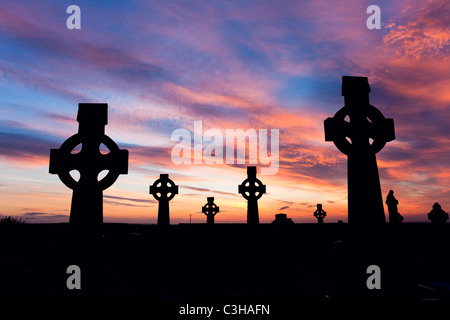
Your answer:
149,174 -> 178,226
313,204 -> 327,224
238,166 -> 266,225
202,197 -> 219,225
428,203 -> 448,224
49,103 -> 128,229
324,76 -> 395,225
386,190 -> 403,224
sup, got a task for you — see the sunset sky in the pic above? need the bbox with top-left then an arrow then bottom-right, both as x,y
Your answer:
0,0 -> 449,224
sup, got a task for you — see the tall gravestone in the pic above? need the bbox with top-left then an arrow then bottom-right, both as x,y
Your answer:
238,166 -> 266,225
49,103 -> 128,228
149,174 -> 178,226
324,76 -> 395,225
202,197 -> 219,225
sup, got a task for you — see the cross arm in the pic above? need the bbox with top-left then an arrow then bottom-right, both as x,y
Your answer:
324,117 -> 351,142
49,149 -> 81,174
100,149 -> 129,174
373,118 -> 395,142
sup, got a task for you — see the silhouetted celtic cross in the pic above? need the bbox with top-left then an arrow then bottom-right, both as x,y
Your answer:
239,166 -> 266,225
49,103 -> 128,227
324,76 -> 395,225
324,91 -> 395,157
202,197 -> 219,225
150,174 -> 178,226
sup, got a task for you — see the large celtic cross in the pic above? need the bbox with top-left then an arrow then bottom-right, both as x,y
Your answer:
49,103 -> 128,228
324,76 -> 395,225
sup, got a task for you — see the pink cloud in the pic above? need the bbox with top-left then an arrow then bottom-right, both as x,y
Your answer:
383,0 -> 450,59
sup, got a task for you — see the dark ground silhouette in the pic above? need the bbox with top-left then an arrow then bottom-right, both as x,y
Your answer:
1,222 -> 450,301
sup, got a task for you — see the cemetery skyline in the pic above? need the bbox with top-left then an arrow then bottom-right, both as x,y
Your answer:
0,0 -> 449,224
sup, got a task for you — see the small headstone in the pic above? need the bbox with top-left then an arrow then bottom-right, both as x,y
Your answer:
271,213 -> 294,225
428,203 -> 448,224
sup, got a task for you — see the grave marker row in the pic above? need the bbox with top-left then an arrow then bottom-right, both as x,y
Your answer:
48,76 -> 404,229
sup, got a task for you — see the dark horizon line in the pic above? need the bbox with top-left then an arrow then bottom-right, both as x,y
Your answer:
8,221 -> 435,225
